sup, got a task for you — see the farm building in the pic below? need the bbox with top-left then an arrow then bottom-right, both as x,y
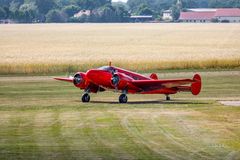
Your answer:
179,8 -> 240,23
214,8 -> 240,23
179,11 -> 215,23
162,10 -> 173,21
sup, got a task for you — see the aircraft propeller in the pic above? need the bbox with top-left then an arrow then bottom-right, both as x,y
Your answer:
111,73 -> 120,92
73,73 -> 82,85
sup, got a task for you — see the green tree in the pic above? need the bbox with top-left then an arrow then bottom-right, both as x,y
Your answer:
209,0 -> 240,8
0,7 -> 6,19
35,0 -> 57,14
0,0 -> 11,7
46,9 -> 66,22
127,0 -> 174,15
154,0 -> 175,10
97,4 -> 117,22
181,0 -> 198,8
3,6 -> 10,18
92,3 -> 129,22
197,0 -> 209,7
56,0 -> 71,7
137,4 -> 154,15
114,3 -> 130,22
75,0 -> 111,10
127,0 -> 148,13
9,0 -> 24,12
78,13 -> 87,22
62,5 -> 80,17
171,4 -> 180,21
18,2 -> 38,22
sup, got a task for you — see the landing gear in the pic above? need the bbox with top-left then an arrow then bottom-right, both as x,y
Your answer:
119,94 -> 128,103
166,95 -> 170,101
82,93 -> 90,103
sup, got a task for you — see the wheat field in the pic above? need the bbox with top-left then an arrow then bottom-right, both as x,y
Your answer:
0,23 -> 240,74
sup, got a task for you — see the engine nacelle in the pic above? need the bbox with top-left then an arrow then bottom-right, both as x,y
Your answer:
73,72 -> 87,89
111,73 -> 133,90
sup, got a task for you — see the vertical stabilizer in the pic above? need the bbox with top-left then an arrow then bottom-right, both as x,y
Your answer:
191,74 -> 202,95
150,73 -> 158,80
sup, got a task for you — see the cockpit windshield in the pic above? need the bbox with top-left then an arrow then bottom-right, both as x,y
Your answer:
98,66 -> 116,73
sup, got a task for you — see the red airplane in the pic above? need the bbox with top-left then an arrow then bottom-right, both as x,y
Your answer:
54,63 -> 201,103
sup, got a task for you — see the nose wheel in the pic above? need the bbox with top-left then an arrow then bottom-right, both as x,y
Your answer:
119,94 -> 128,103
82,93 -> 90,102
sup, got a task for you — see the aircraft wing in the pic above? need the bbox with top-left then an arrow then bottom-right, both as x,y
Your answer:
54,77 -> 73,82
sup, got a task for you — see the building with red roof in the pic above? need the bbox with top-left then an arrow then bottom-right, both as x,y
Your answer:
179,11 -> 215,22
179,8 -> 240,23
215,8 -> 240,22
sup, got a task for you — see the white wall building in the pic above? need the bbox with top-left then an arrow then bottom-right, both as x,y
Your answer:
162,10 -> 173,21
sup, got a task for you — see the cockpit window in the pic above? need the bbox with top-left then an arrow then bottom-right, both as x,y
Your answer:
98,66 -> 109,70
98,66 -> 116,73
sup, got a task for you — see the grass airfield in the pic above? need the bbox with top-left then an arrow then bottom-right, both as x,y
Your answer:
0,23 -> 240,159
0,71 -> 239,160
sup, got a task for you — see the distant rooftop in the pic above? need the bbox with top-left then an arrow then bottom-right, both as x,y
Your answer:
163,10 -> 172,13
179,11 -> 215,20
187,8 -> 217,12
130,15 -> 153,18
179,8 -> 240,20
215,8 -> 240,17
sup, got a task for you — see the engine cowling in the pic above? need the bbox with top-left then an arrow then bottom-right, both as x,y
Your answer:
73,72 -> 87,89
111,73 -> 133,90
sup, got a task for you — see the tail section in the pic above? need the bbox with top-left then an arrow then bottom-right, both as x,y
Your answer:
191,74 -> 202,95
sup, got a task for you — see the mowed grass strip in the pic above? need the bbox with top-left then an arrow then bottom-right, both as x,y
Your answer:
0,71 -> 239,159
0,23 -> 240,74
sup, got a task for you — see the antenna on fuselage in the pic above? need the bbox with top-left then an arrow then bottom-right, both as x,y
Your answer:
109,61 -> 112,67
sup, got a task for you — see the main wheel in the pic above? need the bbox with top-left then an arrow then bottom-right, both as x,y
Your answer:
119,94 -> 128,103
166,95 -> 170,101
82,93 -> 90,103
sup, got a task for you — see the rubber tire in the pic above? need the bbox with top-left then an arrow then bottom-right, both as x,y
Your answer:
119,94 -> 128,103
82,93 -> 90,103
166,96 -> 170,101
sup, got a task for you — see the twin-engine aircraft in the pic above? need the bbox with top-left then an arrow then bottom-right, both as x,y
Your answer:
54,63 -> 201,103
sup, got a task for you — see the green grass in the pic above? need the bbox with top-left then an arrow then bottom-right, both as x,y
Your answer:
0,71 -> 240,160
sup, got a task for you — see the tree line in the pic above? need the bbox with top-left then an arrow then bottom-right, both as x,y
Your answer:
0,0 -> 129,22
127,0 -> 240,20
0,0 -> 239,23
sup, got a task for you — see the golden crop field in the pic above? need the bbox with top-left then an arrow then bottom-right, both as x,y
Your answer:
0,23 -> 240,74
